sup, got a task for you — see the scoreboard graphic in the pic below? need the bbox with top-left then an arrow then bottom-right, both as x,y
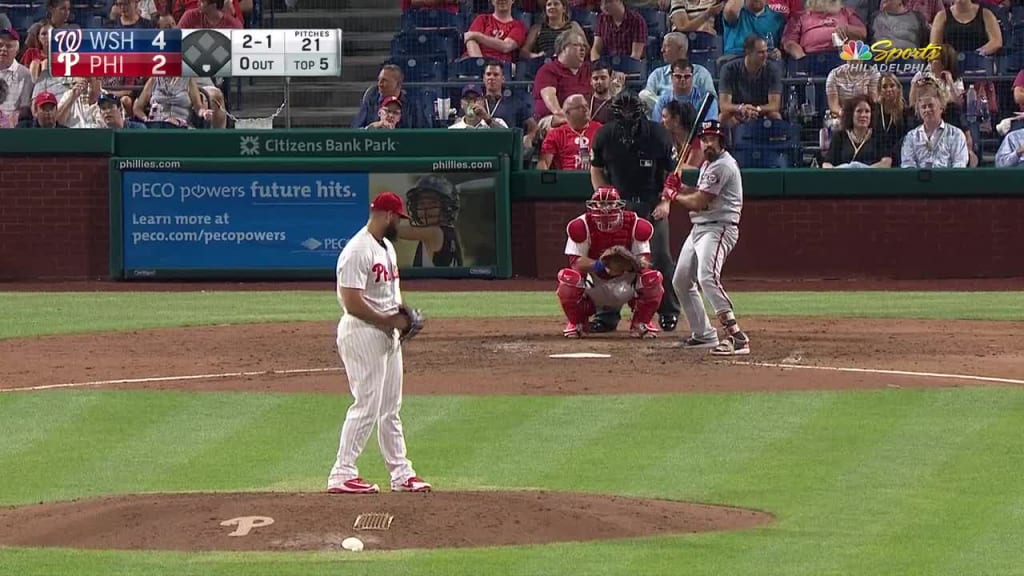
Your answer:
49,28 -> 342,78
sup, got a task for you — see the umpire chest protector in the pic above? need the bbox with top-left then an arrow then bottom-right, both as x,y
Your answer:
592,120 -> 672,206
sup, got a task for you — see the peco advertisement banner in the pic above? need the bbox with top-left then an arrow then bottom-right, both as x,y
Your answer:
111,158 -> 510,279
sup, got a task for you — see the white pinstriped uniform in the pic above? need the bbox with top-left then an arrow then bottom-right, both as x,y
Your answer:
327,226 -> 417,487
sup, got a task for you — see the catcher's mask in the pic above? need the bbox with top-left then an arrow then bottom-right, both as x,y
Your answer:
586,186 -> 626,232
405,175 -> 460,227
610,91 -> 647,147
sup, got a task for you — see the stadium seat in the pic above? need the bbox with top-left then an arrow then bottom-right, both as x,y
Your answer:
600,54 -> 646,78
787,51 -> 844,77
401,8 -> 465,32
571,7 -> 596,28
687,32 -> 721,73
390,29 -> 461,63
730,119 -> 801,168
387,54 -> 448,83
958,51 -> 997,75
450,57 -> 512,80
516,56 -> 551,81
637,6 -> 666,39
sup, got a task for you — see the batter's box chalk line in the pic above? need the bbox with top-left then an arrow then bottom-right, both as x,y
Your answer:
1,367 -> 342,393
549,353 -> 612,359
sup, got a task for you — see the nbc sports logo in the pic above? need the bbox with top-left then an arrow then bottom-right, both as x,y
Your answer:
840,41 -> 872,61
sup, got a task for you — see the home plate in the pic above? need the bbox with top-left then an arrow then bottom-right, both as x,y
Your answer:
549,353 -> 612,359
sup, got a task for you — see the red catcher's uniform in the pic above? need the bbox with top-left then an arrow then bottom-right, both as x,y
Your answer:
556,210 -> 665,337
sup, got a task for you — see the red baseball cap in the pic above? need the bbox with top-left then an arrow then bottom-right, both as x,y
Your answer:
370,191 -> 409,219
379,96 -> 402,110
34,92 -> 58,108
0,28 -> 19,41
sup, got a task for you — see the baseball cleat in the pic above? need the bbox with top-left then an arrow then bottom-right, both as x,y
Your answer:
392,476 -> 432,492
327,477 -> 380,494
680,336 -> 720,348
630,321 -> 660,339
659,314 -> 679,332
709,335 -> 750,356
563,322 -> 585,338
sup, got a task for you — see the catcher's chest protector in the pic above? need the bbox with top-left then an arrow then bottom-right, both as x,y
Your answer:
583,212 -> 638,259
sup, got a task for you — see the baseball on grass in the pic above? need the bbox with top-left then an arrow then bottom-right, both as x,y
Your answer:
341,537 -> 364,552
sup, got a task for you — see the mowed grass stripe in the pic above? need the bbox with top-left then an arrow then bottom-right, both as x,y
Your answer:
2,291 -> 1024,338
883,391 -> 1024,576
0,393 -> 107,465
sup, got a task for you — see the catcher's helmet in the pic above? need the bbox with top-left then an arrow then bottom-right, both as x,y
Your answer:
405,175 -> 460,226
586,186 -> 626,232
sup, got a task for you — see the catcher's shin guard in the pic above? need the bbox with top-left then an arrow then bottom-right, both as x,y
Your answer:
556,268 -> 595,332
631,269 -> 665,326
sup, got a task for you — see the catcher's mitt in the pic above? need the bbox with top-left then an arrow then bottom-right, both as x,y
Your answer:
599,245 -> 641,276
397,306 -> 425,342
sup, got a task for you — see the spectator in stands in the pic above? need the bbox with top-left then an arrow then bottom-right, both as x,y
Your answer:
718,34 -> 782,126
995,125 -> 1024,167
825,62 -> 879,118
108,0 -> 156,27
533,29 -> 592,133
133,76 -> 204,128
591,0 -> 648,61
536,94 -> 602,169
900,78 -> 968,168
0,79 -> 13,128
24,0 -> 78,55
17,91 -> 67,128
823,94 -> 893,168
57,77 -> 105,128
723,0 -> 786,59
906,0 -> 943,30
782,0 -> 866,59
653,58 -> 718,122
521,0 -> 588,58
843,0 -> 873,30
464,0 -> 528,63
660,99 -> 703,167
909,44 -> 962,107
907,74 -> 976,166
449,85 -> 510,129
481,60 -> 539,145
871,0 -> 928,49
640,32 -> 715,116
873,72 -> 912,161
365,96 -> 403,129
97,92 -> 145,128
353,64 -> 427,129
402,0 -> 460,13
178,0 -> 242,28
19,24 -> 50,69
168,0 -> 247,24
929,0 -> 1001,57
0,27 -> 31,126
1014,69 -> 1024,112
107,0 -> 161,22
669,0 -> 722,36
588,62 -> 617,123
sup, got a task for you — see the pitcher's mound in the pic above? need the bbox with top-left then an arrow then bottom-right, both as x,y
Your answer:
0,491 -> 772,552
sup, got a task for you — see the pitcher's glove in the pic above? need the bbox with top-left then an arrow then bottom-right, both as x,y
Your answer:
599,245 -> 641,277
397,306 -> 425,343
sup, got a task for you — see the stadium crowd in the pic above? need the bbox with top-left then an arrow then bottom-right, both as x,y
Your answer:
364,0 -> 1024,167
5,0 -> 1024,166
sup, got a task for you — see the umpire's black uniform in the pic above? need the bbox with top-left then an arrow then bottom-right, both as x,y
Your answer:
589,106 -> 682,332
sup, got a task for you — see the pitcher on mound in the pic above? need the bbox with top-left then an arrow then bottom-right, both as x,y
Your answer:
555,186 -> 665,338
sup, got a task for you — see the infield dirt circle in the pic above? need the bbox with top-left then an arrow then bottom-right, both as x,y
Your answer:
2,309 -> 1023,552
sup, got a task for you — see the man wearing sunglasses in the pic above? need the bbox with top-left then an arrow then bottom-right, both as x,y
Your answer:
651,58 -> 719,126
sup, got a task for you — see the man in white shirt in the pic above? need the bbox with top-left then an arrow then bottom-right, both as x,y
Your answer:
639,32 -> 716,118
327,192 -> 432,495
900,88 -> 968,168
0,27 -> 32,125
995,126 -> 1024,167
449,84 -> 509,129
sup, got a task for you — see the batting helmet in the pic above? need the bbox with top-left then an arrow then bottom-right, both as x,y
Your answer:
586,186 -> 626,232
405,175 -> 460,226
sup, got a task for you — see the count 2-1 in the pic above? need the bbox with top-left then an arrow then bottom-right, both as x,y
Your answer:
242,33 -> 273,48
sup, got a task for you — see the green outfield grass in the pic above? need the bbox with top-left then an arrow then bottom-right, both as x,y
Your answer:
1,290 -> 1023,575
1,291 -> 1023,339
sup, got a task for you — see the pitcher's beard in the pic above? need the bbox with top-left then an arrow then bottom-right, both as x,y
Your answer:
384,222 -> 399,242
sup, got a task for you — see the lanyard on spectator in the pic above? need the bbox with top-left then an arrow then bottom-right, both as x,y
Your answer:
591,95 -> 609,119
485,96 -> 502,118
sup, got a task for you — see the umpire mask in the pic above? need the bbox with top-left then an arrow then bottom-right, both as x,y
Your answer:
610,91 -> 647,148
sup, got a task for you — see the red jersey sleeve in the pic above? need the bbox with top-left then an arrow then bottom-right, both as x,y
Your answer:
540,127 -> 560,156
509,20 -> 528,47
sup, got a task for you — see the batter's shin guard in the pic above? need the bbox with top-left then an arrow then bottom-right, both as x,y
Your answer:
632,269 -> 665,325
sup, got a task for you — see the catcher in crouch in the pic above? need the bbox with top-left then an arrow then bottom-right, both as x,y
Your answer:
556,186 -> 665,338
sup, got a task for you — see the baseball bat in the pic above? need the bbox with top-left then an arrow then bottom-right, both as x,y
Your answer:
674,92 -> 716,176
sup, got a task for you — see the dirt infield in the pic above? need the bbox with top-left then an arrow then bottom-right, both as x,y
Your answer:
2,315 -> 1022,554
0,491 -> 771,552
2,317 -> 1023,395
